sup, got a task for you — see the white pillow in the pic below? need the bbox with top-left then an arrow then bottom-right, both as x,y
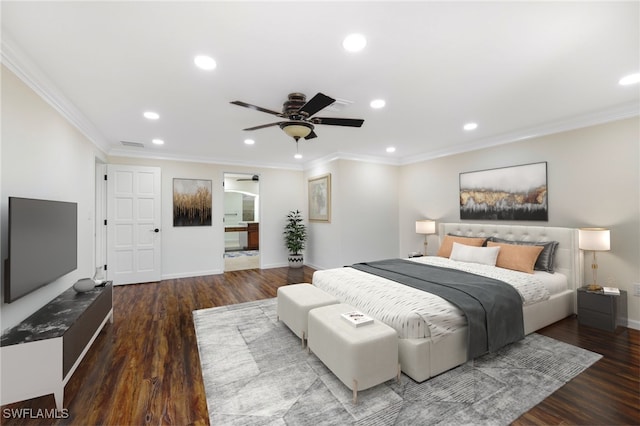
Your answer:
449,242 -> 500,266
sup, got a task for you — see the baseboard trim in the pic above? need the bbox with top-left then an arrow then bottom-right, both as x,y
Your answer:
625,318 -> 640,330
260,262 -> 288,269
162,269 -> 223,280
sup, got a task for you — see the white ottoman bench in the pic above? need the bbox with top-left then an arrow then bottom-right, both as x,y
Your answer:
307,303 -> 400,404
277,283 -> 339,347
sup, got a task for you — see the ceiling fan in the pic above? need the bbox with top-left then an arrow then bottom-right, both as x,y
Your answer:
231,92 -> 364,141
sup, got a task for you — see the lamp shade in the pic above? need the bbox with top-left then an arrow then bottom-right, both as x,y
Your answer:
578,228 -> 610,251
416,219 -> 436,235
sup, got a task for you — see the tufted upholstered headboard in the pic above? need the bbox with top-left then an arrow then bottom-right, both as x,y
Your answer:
439,223 -> 583,291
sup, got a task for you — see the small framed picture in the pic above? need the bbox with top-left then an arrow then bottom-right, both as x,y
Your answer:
308,173 -> 331,222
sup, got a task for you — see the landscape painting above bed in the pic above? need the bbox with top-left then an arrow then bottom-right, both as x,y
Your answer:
459,162 -> 548,221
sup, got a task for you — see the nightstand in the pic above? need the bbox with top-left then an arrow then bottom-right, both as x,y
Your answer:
577,287 -> 627,332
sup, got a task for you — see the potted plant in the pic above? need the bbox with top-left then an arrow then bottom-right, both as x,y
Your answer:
283,209 -> 307,268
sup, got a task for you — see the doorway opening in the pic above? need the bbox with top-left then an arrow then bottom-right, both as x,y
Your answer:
223,173 -> 260,271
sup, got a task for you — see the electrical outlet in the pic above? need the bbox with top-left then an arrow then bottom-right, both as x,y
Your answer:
633,283 -> 640,297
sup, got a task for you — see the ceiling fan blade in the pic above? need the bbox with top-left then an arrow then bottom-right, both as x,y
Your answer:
305,130 -> 318,140
231,101 -> 283,117
314,117 -> 365,127
243,122 -> 284,131
298,93 -> 335,117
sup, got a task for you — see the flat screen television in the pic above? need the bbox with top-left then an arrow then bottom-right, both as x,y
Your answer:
4,197 -> 78,303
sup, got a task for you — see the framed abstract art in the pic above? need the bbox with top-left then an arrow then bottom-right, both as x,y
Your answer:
173,178 -> 212,226
459,162 -> 548,221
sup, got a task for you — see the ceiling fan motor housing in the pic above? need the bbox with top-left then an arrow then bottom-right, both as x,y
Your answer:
283,93 -> 308,118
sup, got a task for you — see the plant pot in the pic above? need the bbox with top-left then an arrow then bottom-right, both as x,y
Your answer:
288,254 -> 304,268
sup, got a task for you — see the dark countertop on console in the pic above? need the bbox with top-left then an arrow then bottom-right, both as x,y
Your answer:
1,283 -> 111,347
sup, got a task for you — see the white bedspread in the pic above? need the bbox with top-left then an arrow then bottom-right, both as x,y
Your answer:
312,257 -> 555,342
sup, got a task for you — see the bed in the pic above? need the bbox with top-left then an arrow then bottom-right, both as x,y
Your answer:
312,223 -> 583,382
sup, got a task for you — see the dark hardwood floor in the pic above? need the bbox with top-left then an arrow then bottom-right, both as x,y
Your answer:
1,266 -> 638,425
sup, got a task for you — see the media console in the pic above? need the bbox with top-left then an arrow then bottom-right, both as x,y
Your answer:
1,282 -> 113,410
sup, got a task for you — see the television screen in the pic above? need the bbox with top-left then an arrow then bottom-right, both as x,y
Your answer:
5,197 -> 78,303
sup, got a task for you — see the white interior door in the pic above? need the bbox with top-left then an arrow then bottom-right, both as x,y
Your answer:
95,162 -> 107,273
106,165 -> 162,285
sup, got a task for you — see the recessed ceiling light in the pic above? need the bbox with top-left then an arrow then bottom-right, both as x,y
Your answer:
619,73 -> 640,86
294,153 -> 303,159
464,122 -> 478,131
370,99 -> 386,109
194,55 -> 217,71
152,139 -> 164,145
144,111 -> 159,120
386,146 -> 396,153
244,139 -> 255,145
342,33 -> 367,52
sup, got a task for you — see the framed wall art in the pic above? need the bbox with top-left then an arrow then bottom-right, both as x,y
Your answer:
459,162 -> 548,221
173,178 -> 212,226
308,173 -> 331,222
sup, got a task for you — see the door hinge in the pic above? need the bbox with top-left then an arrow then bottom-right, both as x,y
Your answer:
104,174 -> 108,181
104,219 -> 107,226
104,264 -> 108,271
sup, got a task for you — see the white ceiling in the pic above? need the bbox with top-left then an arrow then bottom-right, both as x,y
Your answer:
2,1 -> 638,170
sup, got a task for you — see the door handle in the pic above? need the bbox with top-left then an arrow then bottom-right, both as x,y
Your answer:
152,228 -> 160,233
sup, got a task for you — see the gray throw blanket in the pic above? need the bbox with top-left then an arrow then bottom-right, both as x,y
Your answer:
351,259 -> 524,359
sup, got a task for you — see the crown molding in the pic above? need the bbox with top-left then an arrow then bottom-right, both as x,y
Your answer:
1,31 -> 110,154
303,151 -> 401,170
399,102 -> 640,165
107,148 -> 304,171
303,102 -> 639,169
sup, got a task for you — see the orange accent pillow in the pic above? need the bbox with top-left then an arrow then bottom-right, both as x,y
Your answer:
437,235 -> 486,258
487,241 -> 544,274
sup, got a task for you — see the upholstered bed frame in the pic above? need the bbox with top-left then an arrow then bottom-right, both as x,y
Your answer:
397,223 -> 583,382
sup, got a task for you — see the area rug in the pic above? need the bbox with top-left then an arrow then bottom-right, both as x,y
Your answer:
193,298 -> 601,425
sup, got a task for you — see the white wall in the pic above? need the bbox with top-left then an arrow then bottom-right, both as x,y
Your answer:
1,66 -> 106,330
304,161 -> 340,268
305,159 -> 400,269
398,117 -> 640,327
108,157 -> 306,275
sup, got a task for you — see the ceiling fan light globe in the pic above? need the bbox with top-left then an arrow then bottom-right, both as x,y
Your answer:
280,122 -> 313,139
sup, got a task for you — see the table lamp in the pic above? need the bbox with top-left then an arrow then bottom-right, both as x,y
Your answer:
415,219 -> 436,255
578,227 -> 610,290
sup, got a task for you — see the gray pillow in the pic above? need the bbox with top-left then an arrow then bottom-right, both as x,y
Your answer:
487,237 -> 559,273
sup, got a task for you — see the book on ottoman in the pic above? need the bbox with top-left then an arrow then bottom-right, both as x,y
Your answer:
341,311 -> 374,327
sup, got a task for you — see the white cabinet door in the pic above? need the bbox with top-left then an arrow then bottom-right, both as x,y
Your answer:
107,165 -> 161,285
